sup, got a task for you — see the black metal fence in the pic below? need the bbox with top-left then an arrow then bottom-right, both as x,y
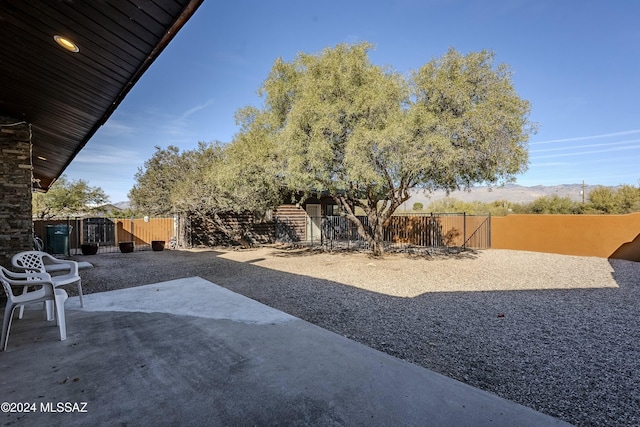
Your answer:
33,212 -> 490,256
307,213 -> 491,251
298,213 -> 491,252
33,216 -> 183,255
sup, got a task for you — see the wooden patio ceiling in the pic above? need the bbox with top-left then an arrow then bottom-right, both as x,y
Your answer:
0,0 -> 203,190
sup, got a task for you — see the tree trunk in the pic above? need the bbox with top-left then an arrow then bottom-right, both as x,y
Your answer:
369,224 -> 386,257
333,197 -> 387,257
333,185 -> 411,257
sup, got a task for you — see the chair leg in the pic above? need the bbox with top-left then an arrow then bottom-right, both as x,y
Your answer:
77,280 -> 84,307
17,285 -> 28,319
45,300 -> 55,321
54,290 -> 68,341
1,304 -> 17,351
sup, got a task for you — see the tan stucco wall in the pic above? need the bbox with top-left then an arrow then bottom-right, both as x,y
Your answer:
492,213 -> 640,261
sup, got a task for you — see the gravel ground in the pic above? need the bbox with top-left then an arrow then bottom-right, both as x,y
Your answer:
71,246 -> 640,427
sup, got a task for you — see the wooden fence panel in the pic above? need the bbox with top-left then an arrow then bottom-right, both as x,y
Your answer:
116,217 -> 174,247
383,214 -> 490,249
274,204 -> 307,242
34,217 -> 176,254
187,212 -> 275,247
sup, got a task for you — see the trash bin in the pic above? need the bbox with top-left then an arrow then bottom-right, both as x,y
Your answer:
46,224 -> 72,255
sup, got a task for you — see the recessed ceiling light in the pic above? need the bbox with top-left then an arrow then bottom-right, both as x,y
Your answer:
37,156 -> 47,161
53,35 -> 79,53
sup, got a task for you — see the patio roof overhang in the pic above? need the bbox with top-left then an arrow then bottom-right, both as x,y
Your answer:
0,0 -> 203,191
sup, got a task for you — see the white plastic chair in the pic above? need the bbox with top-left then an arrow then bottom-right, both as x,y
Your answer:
33,236 -> 44,252
11,251 -> 83,319
0,267 -> 68,351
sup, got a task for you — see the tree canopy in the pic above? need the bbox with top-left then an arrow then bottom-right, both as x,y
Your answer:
588,184 -> 640,214
131,43 -> 535,255
32,175 -> 110,219
129,139 -> 285,244
129,145 -> 183,216
129,138 -> 284,217
244,43 -> 534,255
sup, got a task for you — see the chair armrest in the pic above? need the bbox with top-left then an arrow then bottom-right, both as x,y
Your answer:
41,253 -> 79,275
46,261 -> 93,272
2,269 -> 52,284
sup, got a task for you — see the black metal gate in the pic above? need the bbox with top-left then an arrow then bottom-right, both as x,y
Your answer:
83,217 -> 115,245
318,213 -> 491,251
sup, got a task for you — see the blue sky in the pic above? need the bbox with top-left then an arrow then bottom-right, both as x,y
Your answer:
63,0 -> 640,202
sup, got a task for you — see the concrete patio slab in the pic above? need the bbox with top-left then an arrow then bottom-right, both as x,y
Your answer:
0,277 -> 571,426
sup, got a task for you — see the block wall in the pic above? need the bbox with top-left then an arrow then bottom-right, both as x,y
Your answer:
492,212 -> 640,261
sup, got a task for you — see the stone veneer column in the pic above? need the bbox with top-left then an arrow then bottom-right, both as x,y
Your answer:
0,115 -> 33,267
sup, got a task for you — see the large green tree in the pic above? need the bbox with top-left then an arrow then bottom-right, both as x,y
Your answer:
242,43 -> 534,255
130,138 -> 284,216
220,107 -> 285,214
130,139 -> 285,245
32,175 -> 110,219
129,145 -> 183,215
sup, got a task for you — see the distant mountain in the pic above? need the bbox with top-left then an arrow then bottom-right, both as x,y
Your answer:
406,184 -> 616,208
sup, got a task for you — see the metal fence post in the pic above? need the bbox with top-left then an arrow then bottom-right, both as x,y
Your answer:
463,212 -> 466,250
429,212 -> 434,247
75,217 -> 81,255
67,216 -> 71,256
